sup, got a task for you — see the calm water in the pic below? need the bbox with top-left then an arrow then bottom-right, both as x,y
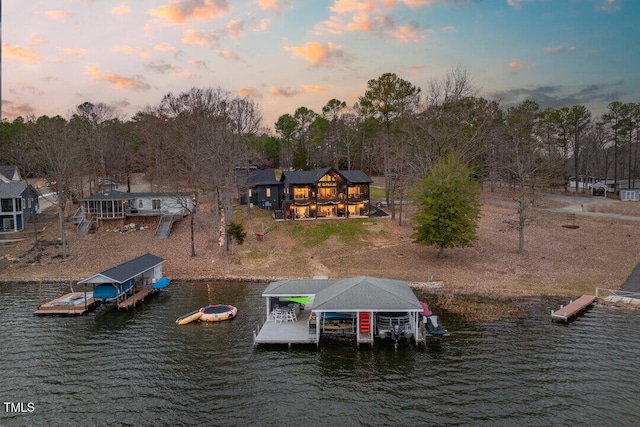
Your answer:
1,281 -> 638,427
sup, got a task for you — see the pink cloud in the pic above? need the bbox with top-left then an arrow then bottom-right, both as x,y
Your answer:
257,0 -> 284,13
46,10 -> 72,20
147,0 -> 230,24
508,59 -> 532,69
62,48 -> 87,59
87,66 -> 151,90
3,43 -> 39,64
112,45 -> 151,59
227,20 -> 244,38
183,29 -> 219,46
216,49 -> 241,61
112,5 -> 131,15
284,41 -> 344,67
237,87 -> 263,98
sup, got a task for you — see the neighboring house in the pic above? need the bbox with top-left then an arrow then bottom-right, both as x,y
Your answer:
280,167 -> 372,220
0,166 -> 40,232
79,191 -> 193,236
240,169 -> 283,210
620,189 -> 640,202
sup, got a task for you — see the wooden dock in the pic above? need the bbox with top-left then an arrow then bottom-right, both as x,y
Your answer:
34,292 -> 98,316
253,308 -> 318,348
117,286 -> 154,310
551,295 -> 597,322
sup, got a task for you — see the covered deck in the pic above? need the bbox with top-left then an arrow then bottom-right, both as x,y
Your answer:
253,276 -> 424,349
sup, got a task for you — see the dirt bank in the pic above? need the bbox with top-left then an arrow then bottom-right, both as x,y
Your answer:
1,189 -> 639,302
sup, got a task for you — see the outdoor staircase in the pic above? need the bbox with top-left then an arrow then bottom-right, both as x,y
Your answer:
77,216 -> 97,234
155,214 -> 176,238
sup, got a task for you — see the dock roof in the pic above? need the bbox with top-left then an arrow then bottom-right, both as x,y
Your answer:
78,253 -> 165,285
263,276 -> 422,313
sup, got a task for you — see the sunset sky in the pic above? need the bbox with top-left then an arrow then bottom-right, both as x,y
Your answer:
2,0 -> 638,129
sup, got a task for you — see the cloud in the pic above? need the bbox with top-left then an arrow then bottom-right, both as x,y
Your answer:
112,45 -> 152,59
46,10 -> 72,20
237,87 -> 263,98
284,41 -> 344,67
490,81 -> 624,111
600,0 -> 621,12
1,101 -> 37,119
188,59 -> 208,68
227,20 -> 244,38
147,0 -> 230,24
146,61 -> 194,77
300,85 -> 327,93
112,5 -> 131,15
507,0 -> 530,8
270,85 -> 328,97
62,48 -> 87,59
318,1 -> 430,42
2,43 -> 40,64
257,0 -> 284,13
544,45 -> 566,54
87,66 -> 151,90
216,49 -> 241,61
155,42 -> 177,52
508,59 -> 532,69
183,29 -> 219,46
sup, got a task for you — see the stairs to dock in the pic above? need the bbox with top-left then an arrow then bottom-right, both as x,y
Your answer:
155,214 -> 176,238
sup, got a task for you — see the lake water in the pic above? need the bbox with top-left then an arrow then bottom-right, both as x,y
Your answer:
1,281 -> 638,427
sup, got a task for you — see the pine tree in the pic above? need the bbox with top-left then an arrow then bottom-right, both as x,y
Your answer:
411,153 -> 481,258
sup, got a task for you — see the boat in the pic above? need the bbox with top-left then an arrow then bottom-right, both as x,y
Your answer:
93,279 -> 134,301
152,277 -> 171,290
419,301 -> 449,337
200,304 -> 238,322
176,309 -> 203,325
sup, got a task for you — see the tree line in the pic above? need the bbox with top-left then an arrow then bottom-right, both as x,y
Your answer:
1,69 -> 639,256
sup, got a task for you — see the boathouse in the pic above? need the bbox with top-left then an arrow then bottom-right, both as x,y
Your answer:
254,276 -> 425,348
77,253 -> 166,310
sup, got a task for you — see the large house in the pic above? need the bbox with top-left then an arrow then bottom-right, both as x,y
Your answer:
280,167 -> 372,219
0,166 -> 40,232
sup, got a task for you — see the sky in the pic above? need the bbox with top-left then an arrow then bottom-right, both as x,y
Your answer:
2,0 -> 638,130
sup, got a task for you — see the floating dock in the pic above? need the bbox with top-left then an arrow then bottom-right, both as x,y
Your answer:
34,291 -> 97,316
551,295 -> 597,322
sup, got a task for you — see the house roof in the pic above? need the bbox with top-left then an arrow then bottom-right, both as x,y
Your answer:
78,253 -> 165,285
263,276 -> 422,313
0,181 -> 32,198
281,167 -> 372,185
0,166 -> 21,183
82,191 -> 191,201
248,169 -> 281,186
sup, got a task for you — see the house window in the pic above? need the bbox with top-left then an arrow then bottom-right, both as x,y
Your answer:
152,199 -> 161,210
266,188 -> 271,197
1,198 -> 13,213
294,188 -> 308,199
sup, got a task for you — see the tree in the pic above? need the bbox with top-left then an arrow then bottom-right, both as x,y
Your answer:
502,100 -> 542,254
19,116 -> 84,258
358,72 -> 421,222
411,152 -> 481,259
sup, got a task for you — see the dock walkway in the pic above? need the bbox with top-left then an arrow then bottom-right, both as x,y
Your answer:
551,295 -> 596,322
118,286 -> 155,310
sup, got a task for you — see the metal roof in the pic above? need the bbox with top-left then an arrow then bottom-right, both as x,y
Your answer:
263,276 -> 422,313
78,253 -> 165,285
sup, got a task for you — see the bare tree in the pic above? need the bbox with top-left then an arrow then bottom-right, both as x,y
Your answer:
19,116 -> 84,258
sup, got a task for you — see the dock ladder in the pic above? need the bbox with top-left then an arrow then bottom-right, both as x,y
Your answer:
360,312 -> 371,339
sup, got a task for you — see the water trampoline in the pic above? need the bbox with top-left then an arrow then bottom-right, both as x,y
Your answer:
176,304 -> 238,325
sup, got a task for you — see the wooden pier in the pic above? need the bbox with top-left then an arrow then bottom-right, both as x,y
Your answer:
117,286 -> 154,310
551,295 -> 597,322
34,292 -> 98,316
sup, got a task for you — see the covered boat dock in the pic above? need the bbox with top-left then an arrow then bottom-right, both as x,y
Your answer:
253,276 -> 425,348
78,253 -> 166,310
